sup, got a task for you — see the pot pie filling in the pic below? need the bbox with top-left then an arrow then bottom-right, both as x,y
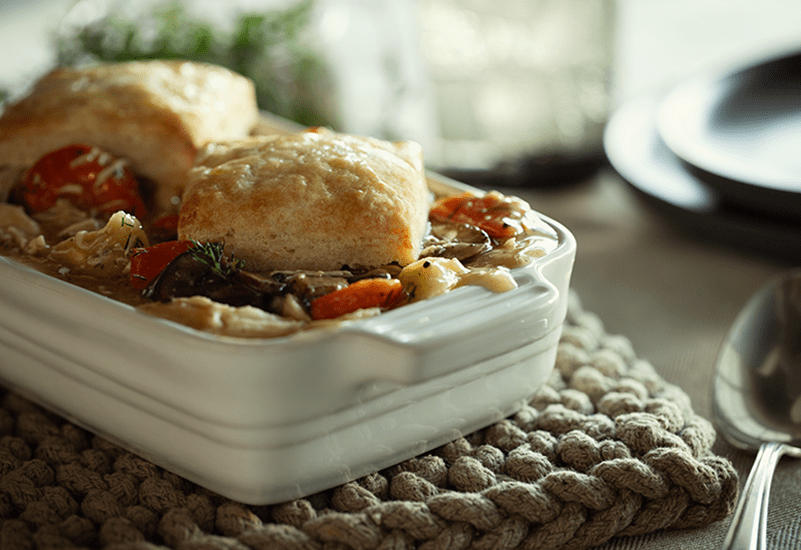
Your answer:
0,141 -> 559,339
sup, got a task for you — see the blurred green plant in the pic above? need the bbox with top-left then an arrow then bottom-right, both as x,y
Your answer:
54,0 -> 338,128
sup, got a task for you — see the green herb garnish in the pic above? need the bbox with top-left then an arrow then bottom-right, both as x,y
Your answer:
189,241 -> 243,279
54,0 -> 337,128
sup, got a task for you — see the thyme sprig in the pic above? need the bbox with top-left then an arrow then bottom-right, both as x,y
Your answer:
189,241 -> 243,279
54,0 -> 336,128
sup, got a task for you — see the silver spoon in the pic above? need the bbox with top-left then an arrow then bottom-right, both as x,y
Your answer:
713,269 -> 801,550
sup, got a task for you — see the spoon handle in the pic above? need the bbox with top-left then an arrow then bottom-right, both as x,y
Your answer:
721,441 -> 786,550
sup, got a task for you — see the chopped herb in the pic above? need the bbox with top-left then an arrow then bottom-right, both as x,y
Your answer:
189,241 -> 243,279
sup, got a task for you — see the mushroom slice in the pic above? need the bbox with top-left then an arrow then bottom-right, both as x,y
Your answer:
421,222 -> 492,262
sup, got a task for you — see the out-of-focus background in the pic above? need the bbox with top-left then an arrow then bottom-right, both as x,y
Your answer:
2,2 -> 801,547
2,0 -> 800,183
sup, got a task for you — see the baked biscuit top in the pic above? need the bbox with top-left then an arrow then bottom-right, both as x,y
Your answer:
179,128 -> 430,271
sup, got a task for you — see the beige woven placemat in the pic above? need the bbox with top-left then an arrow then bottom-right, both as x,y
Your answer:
0,292 -> 738,550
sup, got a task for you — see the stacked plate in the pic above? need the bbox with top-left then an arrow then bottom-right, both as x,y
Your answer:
604,49 -> 801,260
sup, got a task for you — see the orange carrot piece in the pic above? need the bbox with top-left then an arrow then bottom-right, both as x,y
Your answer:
429,190 -> 537,240
310,278 -> 407,320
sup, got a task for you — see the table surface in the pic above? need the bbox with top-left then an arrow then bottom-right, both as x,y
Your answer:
2,1 -> 801,548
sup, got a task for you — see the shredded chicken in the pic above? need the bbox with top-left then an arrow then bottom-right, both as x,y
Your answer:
399,256 -> 517,302
0,203 -> 44,252
49,211 -> 149,277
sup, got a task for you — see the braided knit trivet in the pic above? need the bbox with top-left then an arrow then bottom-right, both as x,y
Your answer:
0,292 -> 738,550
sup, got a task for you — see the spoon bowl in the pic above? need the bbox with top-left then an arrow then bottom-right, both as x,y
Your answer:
713,269 -> 801,549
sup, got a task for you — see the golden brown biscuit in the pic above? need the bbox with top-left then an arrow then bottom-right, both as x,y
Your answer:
179,128 -> 430,272
0,60 -> 259,213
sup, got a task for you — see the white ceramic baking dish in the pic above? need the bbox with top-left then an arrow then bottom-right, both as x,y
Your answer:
0,174 -> 576,505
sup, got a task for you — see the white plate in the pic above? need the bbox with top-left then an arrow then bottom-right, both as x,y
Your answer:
0,173 -> 576,504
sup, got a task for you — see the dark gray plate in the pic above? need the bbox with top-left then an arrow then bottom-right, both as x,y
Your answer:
604,92 -> 801,262
657,51 -> 801,220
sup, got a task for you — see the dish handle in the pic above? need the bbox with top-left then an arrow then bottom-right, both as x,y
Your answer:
344,221 -> 576,384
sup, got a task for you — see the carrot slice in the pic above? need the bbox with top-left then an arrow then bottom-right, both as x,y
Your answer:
310,278 -> 407,320
429,190 -> 538,239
